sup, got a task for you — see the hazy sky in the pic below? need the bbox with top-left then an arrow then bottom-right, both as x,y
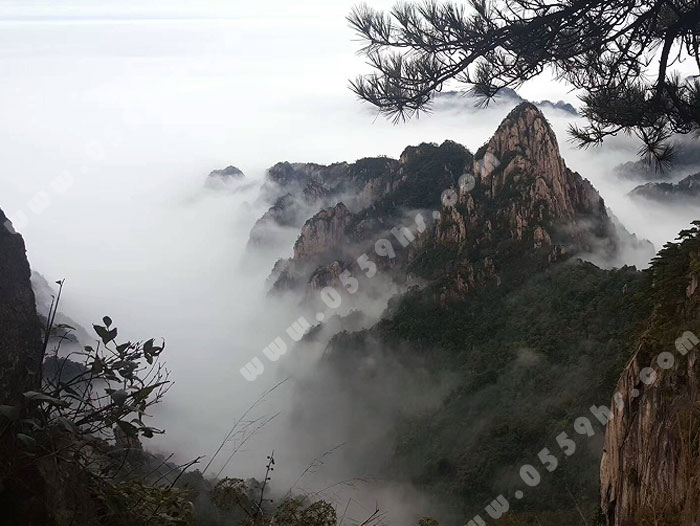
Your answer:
1,0 -> 698,488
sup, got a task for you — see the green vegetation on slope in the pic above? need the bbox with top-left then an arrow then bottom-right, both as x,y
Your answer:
323,258 -> 655,524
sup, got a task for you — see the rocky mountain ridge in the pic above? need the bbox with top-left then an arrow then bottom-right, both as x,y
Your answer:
248,157 -> 400,250
435,88 -> 578,115
258,103 -> 652,301
614,137 -> 700,182
629,172 -> 700,202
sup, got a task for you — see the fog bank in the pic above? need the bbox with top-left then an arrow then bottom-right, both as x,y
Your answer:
1,3 -> 698,520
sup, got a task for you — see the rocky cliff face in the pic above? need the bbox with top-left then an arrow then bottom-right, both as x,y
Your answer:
268,203 -> 353,294
307,260 -> 349,294
436,103 -> 611,253
0,208 -> 42,404
249,158 -> 399,249
0,208 -> 55,524
478,103 -> 602,220
260,159 -> 399,206
292,203 -> 352,260
600,226 -> 700,525
262,161 -> 346,201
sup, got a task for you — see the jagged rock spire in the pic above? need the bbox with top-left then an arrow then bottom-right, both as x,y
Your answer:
433,102 -> 612,257
474,102 -> 604,223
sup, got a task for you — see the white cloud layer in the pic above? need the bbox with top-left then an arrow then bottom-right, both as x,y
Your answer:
0,2 -> 697,512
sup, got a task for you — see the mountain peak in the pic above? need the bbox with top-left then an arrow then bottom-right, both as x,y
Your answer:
471,101 -> 600,225
478,102 -> 560,172
260,103 -> 652,296
422,102 -> 642,279
208,165 -> 244,179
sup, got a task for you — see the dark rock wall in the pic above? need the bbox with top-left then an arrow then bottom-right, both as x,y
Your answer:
0,208 -> 42,404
